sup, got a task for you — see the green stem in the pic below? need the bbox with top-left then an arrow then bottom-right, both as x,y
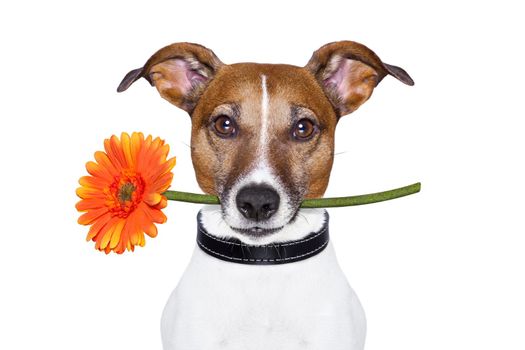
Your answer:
163,182 -> 421,208
163,191 -> 220,205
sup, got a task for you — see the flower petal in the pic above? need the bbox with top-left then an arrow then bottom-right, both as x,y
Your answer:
150,172 -> 174,193
142,203 -> 167,224
114,217 -> 132,253
94,217 -> 117,250
94,151 -> 119,176
76,186 -> 107,199
109,219 -> 126,250
98,218 -> 124,250
78,207 -> 109,225
75,198 -> 106,212
130,132 -> 143,166
86,212 -> 112,241
142,221 -> 158,238
121,132 -> 134,169
104,135 -> 126,169
136,135 -> 154,172
139,232 -> 146,247
134,206 -> 157,238
153,196 -> 168,210
143,156 -> 176,183
78,176 -> 106,189
86,161 -> 113,182
126,211 -> 142,248
144,142 -> 169,174
144,192 -> 162,206
130,231 -> 141,246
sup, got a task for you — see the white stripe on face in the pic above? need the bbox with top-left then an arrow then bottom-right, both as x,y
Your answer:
259,74 -> 270,158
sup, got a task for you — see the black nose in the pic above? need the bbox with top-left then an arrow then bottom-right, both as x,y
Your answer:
236,185 -> 280,221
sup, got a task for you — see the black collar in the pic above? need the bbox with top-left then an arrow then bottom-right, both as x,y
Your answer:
196,211 -> 330,265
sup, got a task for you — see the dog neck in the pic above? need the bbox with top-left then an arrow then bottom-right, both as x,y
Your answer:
197,208 -> 329,265
199,206 -> 327,245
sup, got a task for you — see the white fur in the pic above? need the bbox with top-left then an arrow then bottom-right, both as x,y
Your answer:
161,209 -> 367,350
260,74 -> 269,154
203,206 -> 327,245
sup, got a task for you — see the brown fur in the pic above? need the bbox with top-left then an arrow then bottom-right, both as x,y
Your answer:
190,63 -> 337,200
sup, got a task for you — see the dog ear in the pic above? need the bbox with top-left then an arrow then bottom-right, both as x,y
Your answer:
305,41 -> 414,116
117,42 -> 224,113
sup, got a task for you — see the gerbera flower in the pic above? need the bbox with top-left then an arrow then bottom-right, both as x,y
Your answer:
76,132 -> 176,254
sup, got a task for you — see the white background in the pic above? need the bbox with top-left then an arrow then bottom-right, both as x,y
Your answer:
1,0 -> 524,349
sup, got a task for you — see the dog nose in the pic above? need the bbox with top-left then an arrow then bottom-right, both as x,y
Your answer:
236,185 -> 280,221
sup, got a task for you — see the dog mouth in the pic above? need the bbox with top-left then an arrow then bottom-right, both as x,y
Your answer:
230,225 -> 284,236
227,207 -> 301,237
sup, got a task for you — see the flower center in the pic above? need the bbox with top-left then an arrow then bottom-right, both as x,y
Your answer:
108,172 -> 145,218
118,182 -> 136,202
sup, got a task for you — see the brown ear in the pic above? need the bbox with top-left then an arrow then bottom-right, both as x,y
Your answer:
117,42 -> 224,113
305,41 -> 414,116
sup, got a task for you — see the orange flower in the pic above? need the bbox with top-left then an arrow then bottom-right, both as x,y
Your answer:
76,132 -> 176,254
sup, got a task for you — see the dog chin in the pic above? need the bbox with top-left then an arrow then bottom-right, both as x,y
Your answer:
200,206 -> 326,245
223,205 -> 300,238
225,210 -> 295,238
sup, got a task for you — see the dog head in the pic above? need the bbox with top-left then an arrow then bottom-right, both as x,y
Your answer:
118,41 -> 413,238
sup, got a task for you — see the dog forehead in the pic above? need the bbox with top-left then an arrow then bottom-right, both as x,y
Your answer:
194,63 -> 336,121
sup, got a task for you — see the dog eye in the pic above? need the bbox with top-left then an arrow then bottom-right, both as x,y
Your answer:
213,115 -> 237,138
292,118 -> 316,141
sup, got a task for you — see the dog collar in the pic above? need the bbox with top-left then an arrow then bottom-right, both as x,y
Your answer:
196,211 -> 330,265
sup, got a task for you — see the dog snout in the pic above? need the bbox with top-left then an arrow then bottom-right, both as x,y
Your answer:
235,185 -> 280,221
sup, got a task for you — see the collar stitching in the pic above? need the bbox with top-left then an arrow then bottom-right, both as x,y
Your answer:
197,239 -> 329,263
198,226 -> 328,247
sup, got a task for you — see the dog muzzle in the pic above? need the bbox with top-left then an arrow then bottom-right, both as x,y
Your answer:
196,211 -> 330,265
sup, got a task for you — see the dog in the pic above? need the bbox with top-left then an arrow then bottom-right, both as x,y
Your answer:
118,41 -> 413,350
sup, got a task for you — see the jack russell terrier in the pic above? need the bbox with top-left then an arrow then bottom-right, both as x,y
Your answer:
118,40 -> 413,350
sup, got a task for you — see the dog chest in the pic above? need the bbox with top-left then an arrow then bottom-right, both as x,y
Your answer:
161,243 -> 366,350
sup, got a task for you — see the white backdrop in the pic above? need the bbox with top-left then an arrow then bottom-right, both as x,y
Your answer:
1,0 -> 524,349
